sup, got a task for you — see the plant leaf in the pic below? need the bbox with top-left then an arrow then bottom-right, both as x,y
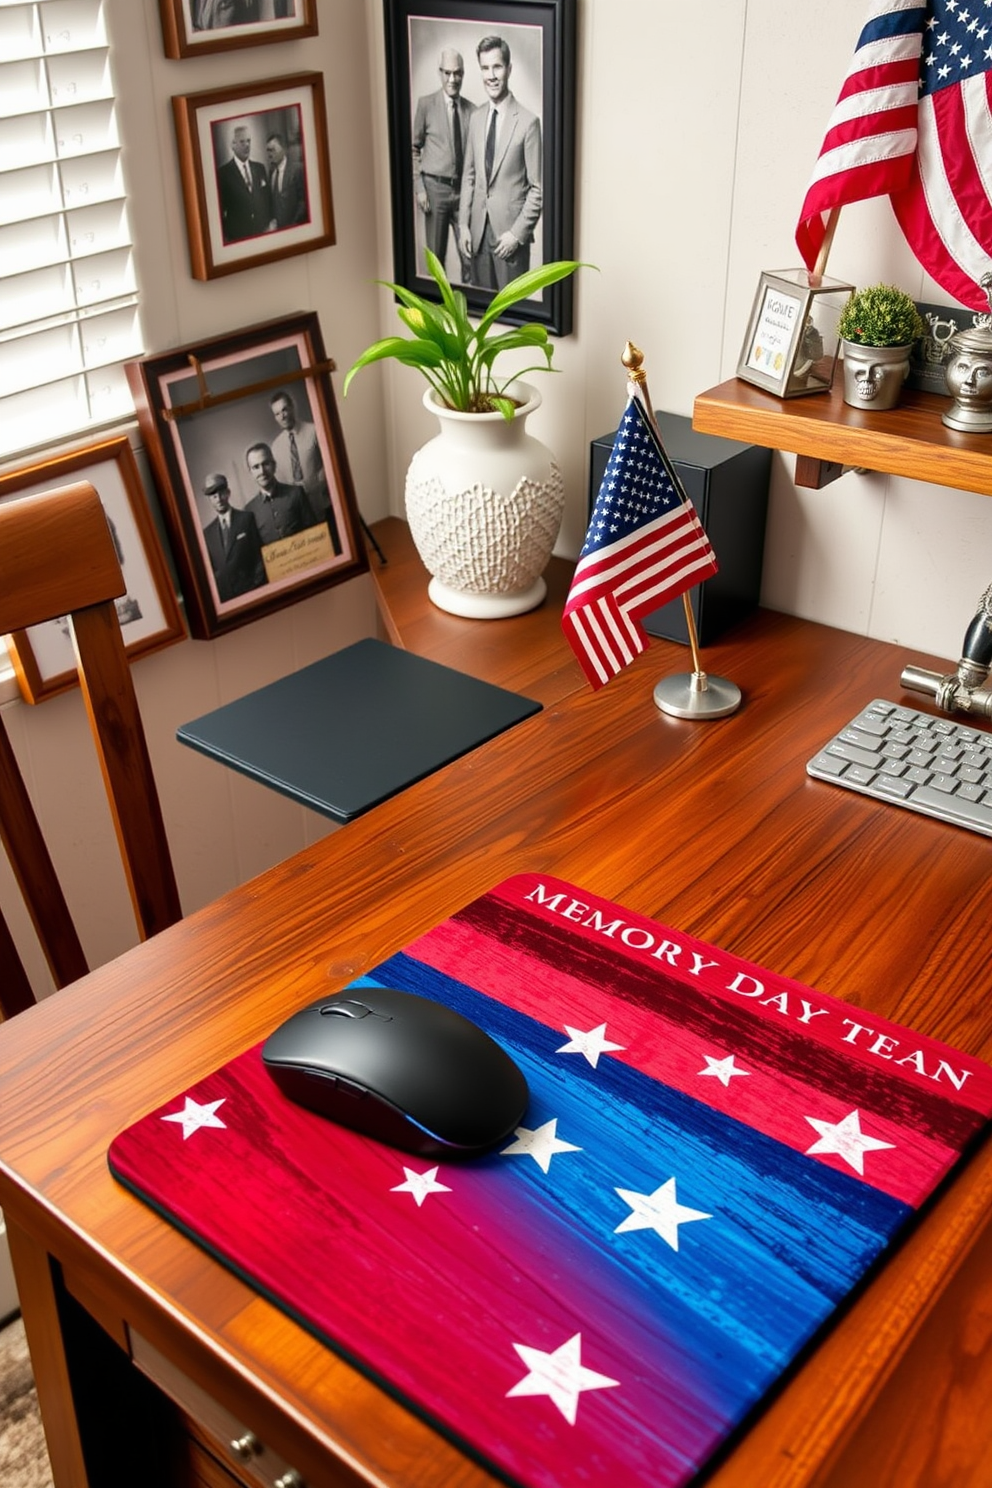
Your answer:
424,248 -> 464,323
488,395 -> 518,421
478,260 -> 591,335
396,305 -> 465,363
343,336 -> 445,395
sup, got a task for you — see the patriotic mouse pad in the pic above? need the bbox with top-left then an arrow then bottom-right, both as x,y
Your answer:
108,874 -> 992,1488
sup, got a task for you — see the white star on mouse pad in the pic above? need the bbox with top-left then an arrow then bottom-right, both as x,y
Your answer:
500,1118 -> 582,1173
804,1108 -> 895,1174
698,1053 -> 750,1087
161,1097 -> 227,1140
614,1177 -> 712,1251
555,1023 -> 625,1068
507,1333 -> 620,1424
390,1166 -> 451,1206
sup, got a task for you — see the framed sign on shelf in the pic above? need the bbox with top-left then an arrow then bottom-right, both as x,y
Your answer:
125,313 -> 368,640
0,436 -> 185,703
384,0 -> 576,335
736,269 -> 852,400
158,0 -> 318,60
172,72 -> 334,280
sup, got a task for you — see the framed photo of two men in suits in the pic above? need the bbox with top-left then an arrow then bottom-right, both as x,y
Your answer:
172,72 -> 334,280
125,314 -> 368,640
384,0 -> 576,335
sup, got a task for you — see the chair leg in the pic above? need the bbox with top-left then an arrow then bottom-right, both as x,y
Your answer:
0,905 -> 36,1020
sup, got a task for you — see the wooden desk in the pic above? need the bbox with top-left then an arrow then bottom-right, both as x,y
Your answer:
2,557 -> 992,1488
367,516 -> 585,706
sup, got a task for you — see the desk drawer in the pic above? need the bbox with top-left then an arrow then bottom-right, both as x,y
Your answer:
130,1329 -> 305,1488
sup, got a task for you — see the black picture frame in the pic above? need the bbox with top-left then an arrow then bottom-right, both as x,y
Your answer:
384,0 -> 576,336
125,314 -> 368,640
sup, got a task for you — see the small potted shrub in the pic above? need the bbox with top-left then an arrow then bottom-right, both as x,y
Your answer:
837,284 -> 924,410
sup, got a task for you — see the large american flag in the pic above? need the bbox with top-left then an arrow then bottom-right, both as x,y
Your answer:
796,0 -> 992,311
562,396 -> 718,690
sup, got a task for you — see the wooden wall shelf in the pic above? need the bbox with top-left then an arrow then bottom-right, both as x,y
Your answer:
693,377 -> 992,493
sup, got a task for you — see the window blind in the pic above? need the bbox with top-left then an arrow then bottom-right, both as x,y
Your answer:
0,0 -> 142,459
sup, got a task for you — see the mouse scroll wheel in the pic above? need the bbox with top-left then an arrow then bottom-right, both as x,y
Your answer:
319,1001 -> 370,1018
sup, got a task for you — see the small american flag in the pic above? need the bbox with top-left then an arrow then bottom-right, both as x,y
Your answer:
562,397 -> 718,690
796,0 -> 992,312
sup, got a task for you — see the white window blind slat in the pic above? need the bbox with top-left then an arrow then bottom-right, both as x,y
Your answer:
0,0 -> 141,461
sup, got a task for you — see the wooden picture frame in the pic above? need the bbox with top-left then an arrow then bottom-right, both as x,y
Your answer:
172,72 -> 334,280
125,314 -> 368,641
0,437 -> 186,704
384,0 -> 576,335
158,0 -> 318,60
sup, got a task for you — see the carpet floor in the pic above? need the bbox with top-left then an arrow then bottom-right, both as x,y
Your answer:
0,1315 -> 53,1488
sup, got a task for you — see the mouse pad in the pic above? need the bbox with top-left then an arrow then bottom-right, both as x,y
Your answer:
108,873 -> 992,1488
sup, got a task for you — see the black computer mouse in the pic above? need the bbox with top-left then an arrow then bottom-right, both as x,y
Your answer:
261,986 -> 529,1158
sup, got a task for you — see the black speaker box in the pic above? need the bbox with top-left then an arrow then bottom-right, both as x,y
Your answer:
588,410 -> 771,646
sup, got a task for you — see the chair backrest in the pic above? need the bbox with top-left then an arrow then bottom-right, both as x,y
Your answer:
0,480 -> 182,1018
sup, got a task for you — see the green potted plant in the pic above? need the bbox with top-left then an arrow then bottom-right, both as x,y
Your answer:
343,248 -> 585,417
837,283 -> 924,410
345,250 -> 587,619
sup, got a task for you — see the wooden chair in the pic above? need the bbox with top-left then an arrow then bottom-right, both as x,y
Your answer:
0,481 -> 182,1018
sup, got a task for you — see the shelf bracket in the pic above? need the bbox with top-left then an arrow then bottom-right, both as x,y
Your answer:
795,455 -> 845,490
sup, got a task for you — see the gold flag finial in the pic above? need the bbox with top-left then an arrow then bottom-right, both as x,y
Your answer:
622,342 -> 647,383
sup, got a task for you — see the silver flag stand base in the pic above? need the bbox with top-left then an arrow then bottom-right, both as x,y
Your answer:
654,670 -> 742,720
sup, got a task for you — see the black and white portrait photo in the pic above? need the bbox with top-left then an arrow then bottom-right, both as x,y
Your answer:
210,105 -> 310,246
385,0 -> 575,333
192,0 -> 295,32
126,315 -> 366,638
158,0 -> 317,57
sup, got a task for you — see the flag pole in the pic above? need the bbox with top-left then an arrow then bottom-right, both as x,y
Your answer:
810,206 -> 841,286
621,343 -> 742,721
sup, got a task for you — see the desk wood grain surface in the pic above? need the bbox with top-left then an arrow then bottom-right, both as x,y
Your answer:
2,523 -> 991,1488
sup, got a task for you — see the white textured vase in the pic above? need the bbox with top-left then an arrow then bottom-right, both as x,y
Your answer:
405,381 -> 565,619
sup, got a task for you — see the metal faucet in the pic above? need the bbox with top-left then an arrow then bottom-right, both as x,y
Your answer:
901,583 -> 992,720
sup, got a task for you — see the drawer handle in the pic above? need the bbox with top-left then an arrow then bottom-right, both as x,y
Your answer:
274,1474 -> 304,1488
229,1432 -> 261,1461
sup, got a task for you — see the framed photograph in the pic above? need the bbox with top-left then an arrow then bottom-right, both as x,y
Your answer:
172,72 -> 334,280
125,313 -> 368,640
736,269 -> 852,400
158,0 -> 318,60
384,0 -> 576,335
0,437 -> 186,704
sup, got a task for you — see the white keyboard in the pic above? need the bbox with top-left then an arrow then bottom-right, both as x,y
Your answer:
807,699 -> 992,837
